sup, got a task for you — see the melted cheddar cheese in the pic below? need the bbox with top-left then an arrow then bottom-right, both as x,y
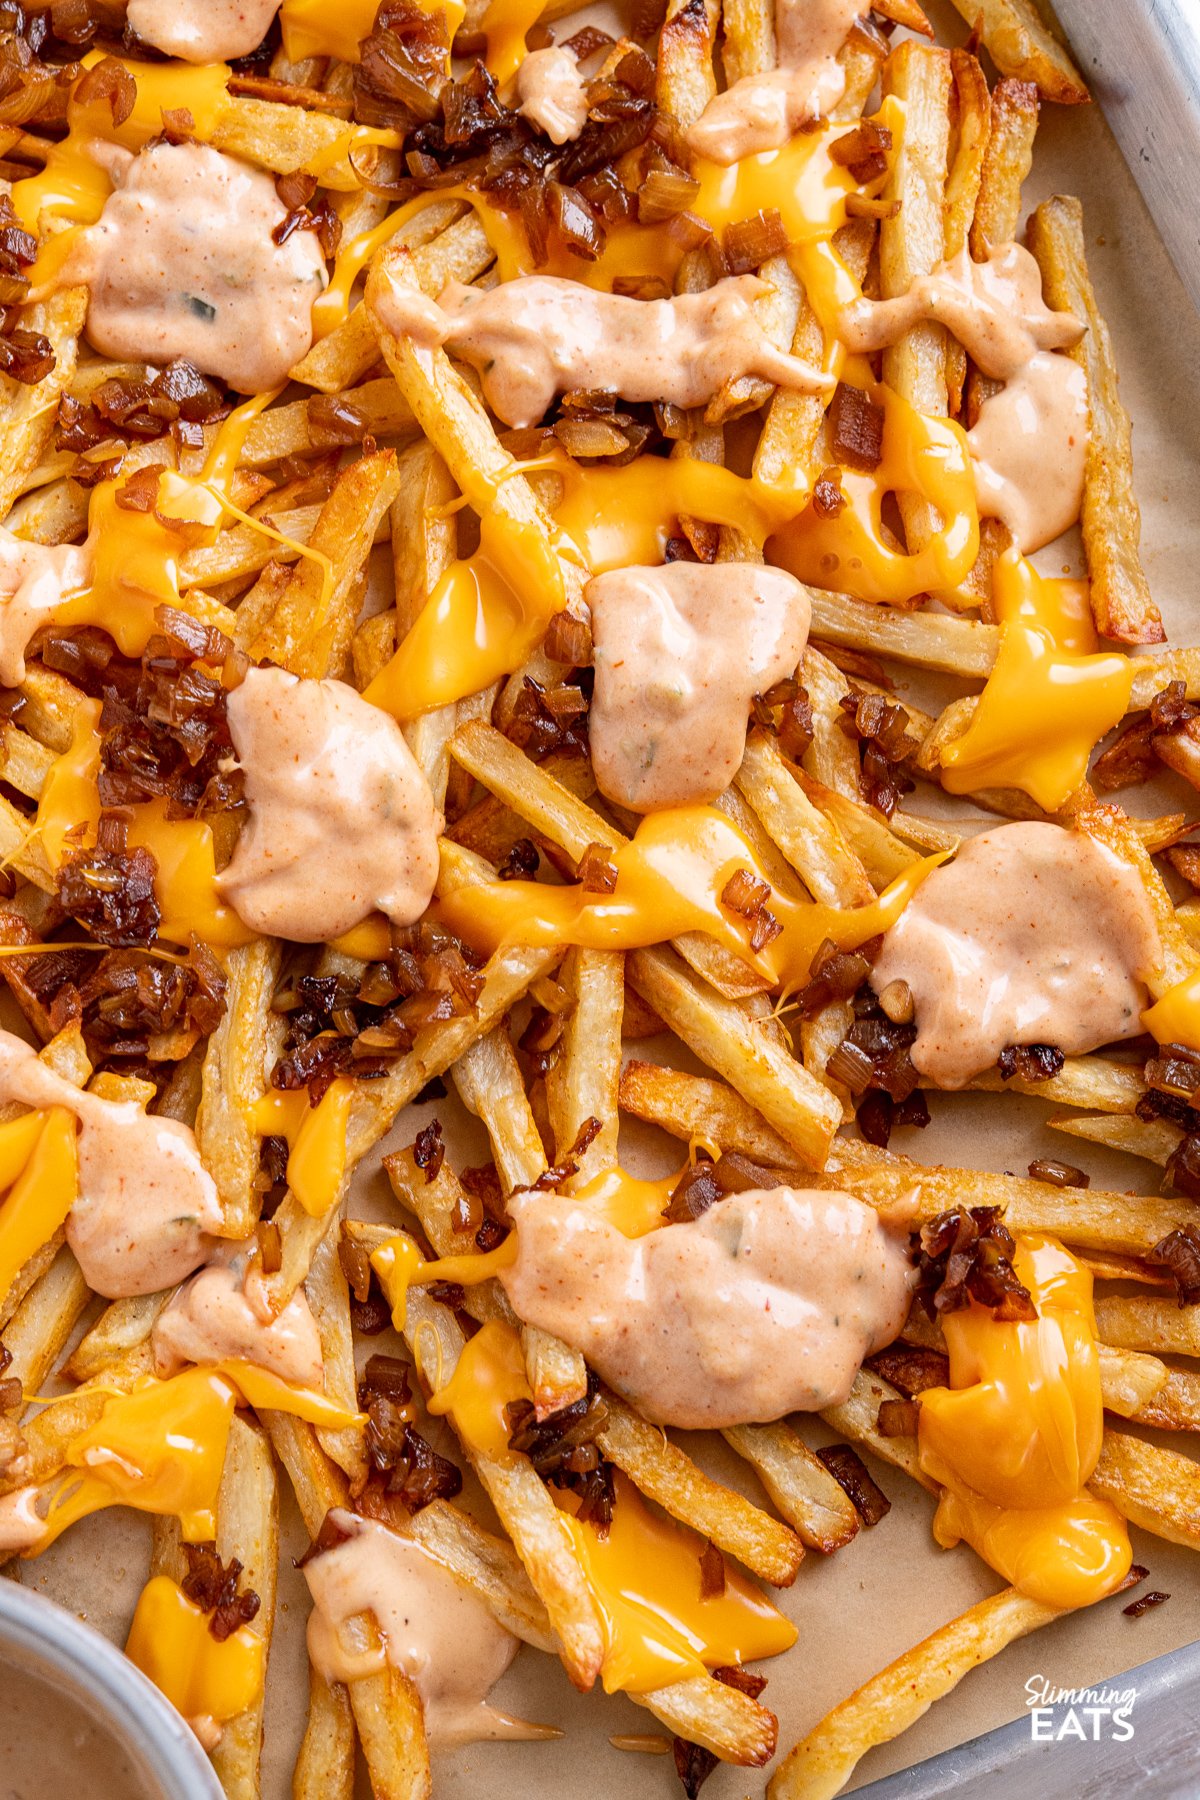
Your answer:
918,1236 -> 1131,1608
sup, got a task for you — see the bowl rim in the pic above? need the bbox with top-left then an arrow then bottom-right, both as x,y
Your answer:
0,1578 -> 224,1799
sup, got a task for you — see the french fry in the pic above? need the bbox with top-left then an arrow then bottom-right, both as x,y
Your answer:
1091,1430 -> 1200,1551
597,1387 -> 805,1585
400,1277 -> 607,1691
656,0 -> 720,126
306,1225 -> 368,1487
800,648 -> 863,801
967,1054 -> 1146,1113
1027,195 -> 1162,644
1,1245 -> 89,1394
627,946 -> 842,1169
946,0 -> 1088,105
0,284 -> 87,523
243,450 -> 402,679
293,1665 -> 355,1800
209,98 -> 393,190
620,1057 -> 805,1170
349,1667 -> 432,1800
943,52 -> 990,413
769,1587 -> 1067,1800
718,0 -> 773,86
1095,1295 -> 1200,1361
970,77 -> 1039,257
405,1499 -> 557,1652
820,1368 -> 933,1491
830,1136 -> 1197,1256
880,43 -> 952,552
452,1027 -> 588,1414
448,716 -> 773,1000
722,1421 -> 861,1553
1050,1111 -> 1179,1168
65,1289 -> 169,1384
543,947 -> 624,1185
291,203 -> 484,394
196,939 -> 283,1242
211,1416 -> 279,1800
735,729 -> 875,907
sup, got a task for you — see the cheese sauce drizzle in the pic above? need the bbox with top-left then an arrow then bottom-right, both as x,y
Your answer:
871,822 -> 1161,1088
440,804 -> 945,992
918,1236 -> 1132,1608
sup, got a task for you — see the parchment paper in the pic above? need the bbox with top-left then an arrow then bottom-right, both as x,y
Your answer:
14,4 -> 1200,1794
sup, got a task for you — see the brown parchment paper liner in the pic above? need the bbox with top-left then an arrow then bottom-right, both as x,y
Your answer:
13,5 -> 1200,1793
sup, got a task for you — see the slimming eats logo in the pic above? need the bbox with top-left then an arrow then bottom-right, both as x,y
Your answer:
1025,1674 -> 1137,1742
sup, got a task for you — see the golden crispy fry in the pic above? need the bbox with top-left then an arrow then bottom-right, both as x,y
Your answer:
634,1671 -> 777,1766
943,51 -> 990,413
820,1367 -> 932,1491
543,947 -> 624,1184
1,1245 -> 89,1393
211,1416 -> 279,1800
620,1057 -> 805,1169
723,1420 -> 861,1553
1027,195 -> 1162,644
754,221 -> 873,494
401,1278 -> 607,1690
209,98 -> 391,190
405,1499 -> 557,1652
718,0 -> 774,86
769,1587 -> 1066,1800
197,939 -> 283,1242
291,205 -> 485,394
656,0 -> 720,126
970,77 -> 1039,256
1073,803 -> 1198,994
452,1026 -> 588,1414
799,648 -> 863,801
627,946 -> 842,1168
306,1224 -> 368,1487
967,1053 -> 1146,1112
1050,1111 -> 1179,1168
348,1660 -> 432,1800
1095,1296 -> 1200,1361
0,284 -> 86,524
449,716 -> 773,1000
735,729 -> 875,906
65,1289 -> 169,1384
596,1388 -> 805,1585
946,0 -> 1088,104
243,450 -> 402,679
1091,1430 -> 1200,1550
829,1136 -> 1197,1257
880,44 -> 952,552
809,589 -> 997,678
293,1665 -> 355,1800
1097,1343 -> 1168,1420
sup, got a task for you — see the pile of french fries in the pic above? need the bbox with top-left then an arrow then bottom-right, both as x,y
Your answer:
0,0 -> 1197,1797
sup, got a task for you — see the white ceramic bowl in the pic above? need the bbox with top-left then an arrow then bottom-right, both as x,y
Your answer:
0,1579 -> 223,1799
